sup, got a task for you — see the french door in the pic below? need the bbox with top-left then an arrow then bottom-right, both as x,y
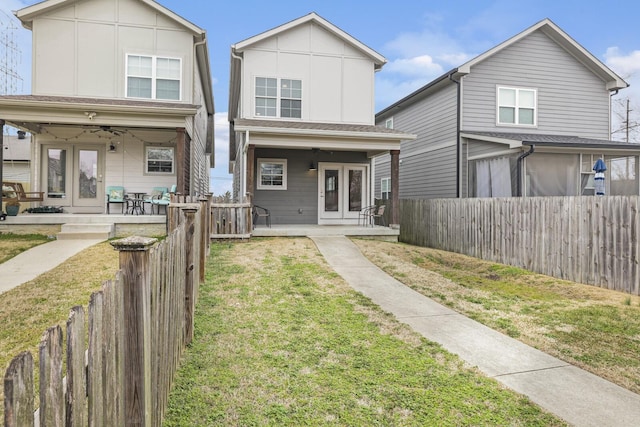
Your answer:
318,163 -> 368,224
43,144 -> 105,212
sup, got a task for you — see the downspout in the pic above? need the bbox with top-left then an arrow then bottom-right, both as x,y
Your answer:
609,89 -> 619,140
517,144 -> 535,197
449,72 -> 461,198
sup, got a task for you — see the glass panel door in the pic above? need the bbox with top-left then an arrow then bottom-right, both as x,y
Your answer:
78,150 -> 98,199
345,166 -> 366,219
318,163 -> 368,223
324,169 -> 340,212
73,147 -> 104,209
46,148 -> 68,200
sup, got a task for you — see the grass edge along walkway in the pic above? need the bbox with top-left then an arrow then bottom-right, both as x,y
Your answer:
164,238 -> 565,426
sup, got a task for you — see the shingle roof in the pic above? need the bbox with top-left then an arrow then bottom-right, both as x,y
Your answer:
235,118 -> 406,135
0,95 -> 199,110
463,131 -> 640,149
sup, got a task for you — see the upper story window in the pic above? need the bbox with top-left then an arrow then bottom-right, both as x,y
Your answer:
497,87 -> 536,126
127,55 -> 181,101
255,77 -> 302,119
385,118 -> 394,129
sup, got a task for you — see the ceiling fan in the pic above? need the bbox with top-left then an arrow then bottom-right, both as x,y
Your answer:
90,125 -> 124,136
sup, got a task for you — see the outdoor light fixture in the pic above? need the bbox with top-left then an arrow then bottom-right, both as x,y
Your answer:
109,143 -> 116,152
309,161 -> 317,171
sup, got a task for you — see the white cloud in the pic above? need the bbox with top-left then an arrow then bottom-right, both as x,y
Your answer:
385,55 -> 443,78
375,14 -> 478,112
605,48 -> 640,142
605,47 -> 640,80
210,112 -> 233,196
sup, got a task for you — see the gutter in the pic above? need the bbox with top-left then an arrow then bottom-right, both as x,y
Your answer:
516,144 -> 535,197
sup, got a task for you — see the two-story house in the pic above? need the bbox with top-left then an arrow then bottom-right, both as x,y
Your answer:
0,0 -> 214,213
375,19 -> 636,200
228,13 -> 415,226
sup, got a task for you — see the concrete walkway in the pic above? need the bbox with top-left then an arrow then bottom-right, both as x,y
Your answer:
0,239 -> 104,295
311,236 -> 640,427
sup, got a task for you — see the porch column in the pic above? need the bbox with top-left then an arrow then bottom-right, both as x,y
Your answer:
246,144 -> 255,204
176,128 -> 186,195
390,149 -> 400,228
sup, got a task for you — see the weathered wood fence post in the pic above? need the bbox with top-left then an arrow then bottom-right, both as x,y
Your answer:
110,236 -> 157,427
39,325 -> 63,426
3,352 -> 34,427
182,206 -> 198,345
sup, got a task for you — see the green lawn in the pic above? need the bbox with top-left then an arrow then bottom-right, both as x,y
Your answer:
164,239 -> 564,426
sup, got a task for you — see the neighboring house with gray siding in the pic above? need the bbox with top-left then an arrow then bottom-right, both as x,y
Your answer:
229,13 -> 414,225
0,0 -> 214,213
375,18 -> 638,200
2,134 -> 31,184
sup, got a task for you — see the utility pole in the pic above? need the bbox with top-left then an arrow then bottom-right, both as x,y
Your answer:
626,98 -> 631,143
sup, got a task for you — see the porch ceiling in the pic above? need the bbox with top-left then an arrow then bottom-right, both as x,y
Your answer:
0,95 -> 199,131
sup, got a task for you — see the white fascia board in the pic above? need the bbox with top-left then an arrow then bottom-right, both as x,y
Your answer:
233,13 -> 386,67
233,125 -> 415,141
461,132 -> 523,149
249,138 -> 401,152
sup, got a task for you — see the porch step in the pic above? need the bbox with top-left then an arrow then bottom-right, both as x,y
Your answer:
57,223 -> 115,240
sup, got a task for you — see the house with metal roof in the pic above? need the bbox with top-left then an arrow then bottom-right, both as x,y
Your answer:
0,0 -> 214,214
375,18 -> 636,199
228,12 -> 415,226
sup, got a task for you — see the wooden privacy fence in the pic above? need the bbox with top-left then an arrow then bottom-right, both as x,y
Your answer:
400,196 -> 640,295
210,202 -> 252,239
4,196 -> 210,426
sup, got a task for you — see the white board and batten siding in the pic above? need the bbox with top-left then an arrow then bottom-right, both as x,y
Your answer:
462,30 -> 611,140
241,22 -> 376,125
31,0 -> 196,104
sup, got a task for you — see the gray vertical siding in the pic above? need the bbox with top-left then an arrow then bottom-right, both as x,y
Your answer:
463,30 -> 611,139
376,83 -> 459,199
253,148 -> 368,224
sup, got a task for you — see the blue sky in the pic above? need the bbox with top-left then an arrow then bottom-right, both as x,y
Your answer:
2,0 -> 640,195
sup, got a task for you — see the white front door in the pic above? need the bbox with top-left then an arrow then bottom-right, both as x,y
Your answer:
318,163 -> 368,224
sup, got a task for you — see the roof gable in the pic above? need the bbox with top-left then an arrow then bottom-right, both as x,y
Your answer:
16,0 -> 205,35
232,12 -> 386,69
457,18 -> 627,91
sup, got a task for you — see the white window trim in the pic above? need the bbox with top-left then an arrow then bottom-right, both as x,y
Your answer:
254,76 -> 302,119
257,158 -> 288,190
381,177 -> 391,199
144,144 -> 175,175
385,118 -> 394,129
126,54 -> 182,101
496,86 -> 537,127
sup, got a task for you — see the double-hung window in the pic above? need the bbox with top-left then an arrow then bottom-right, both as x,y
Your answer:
255,77 -> 302,118
145,146 -> 175,174
257,158 -> 287,190
497,86 -> 536,126
381,177 -> 391,199
127,55 -> 181,101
